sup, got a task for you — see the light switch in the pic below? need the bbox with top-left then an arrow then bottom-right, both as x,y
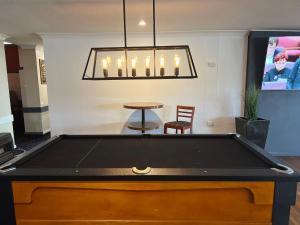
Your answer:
207,61 -> 217,68
206,120 -> 215,127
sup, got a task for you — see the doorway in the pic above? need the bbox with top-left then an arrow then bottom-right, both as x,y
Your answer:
4,42 -> 50,151
4,43 -> 25,139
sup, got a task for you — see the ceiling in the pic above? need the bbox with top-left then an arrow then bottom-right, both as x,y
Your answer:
1,0 -> 300,38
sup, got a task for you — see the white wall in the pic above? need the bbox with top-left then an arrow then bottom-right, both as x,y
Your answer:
0,38 -> 14,140
36,44 -> 48,107
42,31 -> 246,136
19,48 -> 41,107
18,45 -> 50,134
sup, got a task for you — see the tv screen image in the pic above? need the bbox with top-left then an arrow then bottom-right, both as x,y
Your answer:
262,36 -> 300,90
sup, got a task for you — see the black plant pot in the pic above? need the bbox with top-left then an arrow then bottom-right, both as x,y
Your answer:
235,117 -> 270,149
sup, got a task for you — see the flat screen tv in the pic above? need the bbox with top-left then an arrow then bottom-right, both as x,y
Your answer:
262,36 -> 300,90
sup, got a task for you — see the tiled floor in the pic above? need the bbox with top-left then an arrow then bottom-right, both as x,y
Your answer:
280,157 -> 300,225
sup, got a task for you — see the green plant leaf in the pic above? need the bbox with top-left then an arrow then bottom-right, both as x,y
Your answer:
245,86 -> 259,121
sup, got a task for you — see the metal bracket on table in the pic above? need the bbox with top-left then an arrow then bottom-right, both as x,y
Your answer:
0,163 -> 16,174
271,163 -> 294,175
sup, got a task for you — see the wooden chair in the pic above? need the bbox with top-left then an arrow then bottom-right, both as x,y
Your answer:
164,105 -> 195,134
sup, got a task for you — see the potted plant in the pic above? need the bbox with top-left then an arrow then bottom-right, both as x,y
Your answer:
235,86 -> 270,149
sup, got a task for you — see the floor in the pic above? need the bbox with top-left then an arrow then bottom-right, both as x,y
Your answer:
280,157 -> 300,225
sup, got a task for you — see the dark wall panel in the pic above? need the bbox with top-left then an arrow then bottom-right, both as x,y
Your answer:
247,31 -> 300,156
5,45 -> 20,73
258,91 -> 300,155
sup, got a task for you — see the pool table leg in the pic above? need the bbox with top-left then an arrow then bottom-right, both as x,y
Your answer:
0,181 -> 16,225
272,182 -> 297,225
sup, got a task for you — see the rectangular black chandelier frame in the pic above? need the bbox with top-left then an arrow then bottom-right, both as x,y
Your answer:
82,45 -> 197,80
82,0 -> 198,80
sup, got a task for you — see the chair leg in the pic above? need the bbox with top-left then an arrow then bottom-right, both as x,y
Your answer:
164,125 -> 168,134
181,128 -> 184,134
176,129 -> 178,134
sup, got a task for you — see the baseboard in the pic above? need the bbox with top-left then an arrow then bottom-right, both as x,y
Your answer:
25,130 -> 51,136
23,106 -> 49,113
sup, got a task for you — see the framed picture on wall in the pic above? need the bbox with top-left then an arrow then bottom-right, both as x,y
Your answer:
39,59 -> 46,84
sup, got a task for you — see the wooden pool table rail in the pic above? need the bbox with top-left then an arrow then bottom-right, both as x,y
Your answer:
12,181 -> 274,225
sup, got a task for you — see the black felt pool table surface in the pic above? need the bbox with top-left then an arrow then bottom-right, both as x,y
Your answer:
16,135 -> 273,169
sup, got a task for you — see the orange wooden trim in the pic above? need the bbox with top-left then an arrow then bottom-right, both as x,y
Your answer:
15,220 -> 272,225
13,181 -> 274,205
12,181 -> 274,225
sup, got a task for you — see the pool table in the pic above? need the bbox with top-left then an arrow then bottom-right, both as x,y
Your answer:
0,134 -> 299,225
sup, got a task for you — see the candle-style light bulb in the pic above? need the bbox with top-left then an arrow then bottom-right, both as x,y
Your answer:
160,57 -> 165,67
102,59 -> 108,77
117,58 -> 122,77
106,57 -> 111,65
160,57 -> 165,76
103,59 -> 108,69
132,58 -> 137,68
121,56 -> 125,63
132,57 -> 137,77
175,55 -> 180,76
145,57 -> 150,76
175,55 -> 180,67
117,58 -> 122,68
146,57 -> 150,68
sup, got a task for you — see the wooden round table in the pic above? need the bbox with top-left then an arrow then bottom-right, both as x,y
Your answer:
124,102 -> 163,133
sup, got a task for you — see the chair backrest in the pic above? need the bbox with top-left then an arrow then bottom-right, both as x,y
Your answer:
176,105 -> 195,123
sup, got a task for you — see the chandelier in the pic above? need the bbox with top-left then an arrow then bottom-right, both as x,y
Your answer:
82,0 -> 197,80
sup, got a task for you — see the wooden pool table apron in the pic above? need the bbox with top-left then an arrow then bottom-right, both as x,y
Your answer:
12,181 -> 274,225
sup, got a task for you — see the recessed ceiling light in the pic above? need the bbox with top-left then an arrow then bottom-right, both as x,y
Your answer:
138,19 -> 146,27
4,41 -> 12,45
